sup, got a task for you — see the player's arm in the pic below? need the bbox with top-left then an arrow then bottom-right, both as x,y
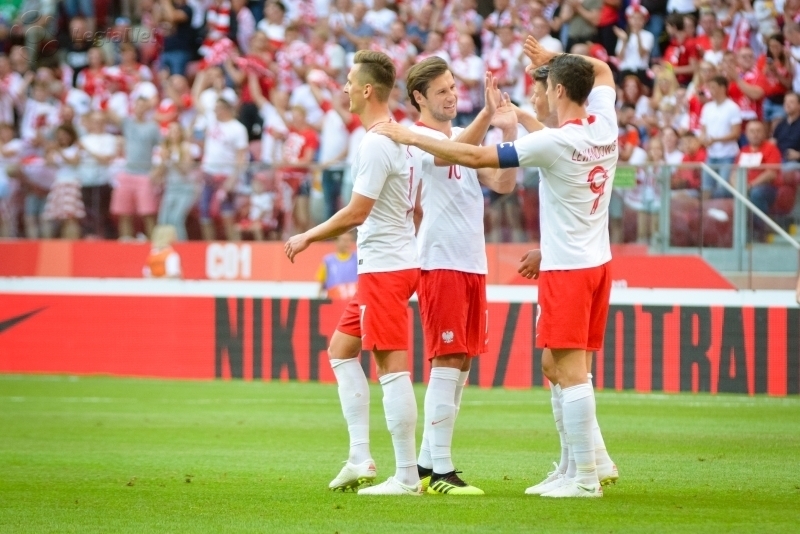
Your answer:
375,123 -> 502,169
512,104 -> 545,133
522,35 -> 614,90
285,193 -> 375,262
477,95 -> 520,193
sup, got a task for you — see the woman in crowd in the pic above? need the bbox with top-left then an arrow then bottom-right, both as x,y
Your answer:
155,121 -> 197,241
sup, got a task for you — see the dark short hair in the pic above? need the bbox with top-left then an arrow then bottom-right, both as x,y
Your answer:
406,57 -> 450,111
619,103 -> 635,112
273,1 -> 286,13
710,75 -> 729,92
667,12 -> 684,31
532,65 -> 549,85
353,50 -> 396,102
548,54 -> 593,105
56,123 -> 78,144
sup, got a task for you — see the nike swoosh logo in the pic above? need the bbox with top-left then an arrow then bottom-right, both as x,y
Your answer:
0,308 -> 46,334
577,484 -> 598,494
431,417 -> 450,425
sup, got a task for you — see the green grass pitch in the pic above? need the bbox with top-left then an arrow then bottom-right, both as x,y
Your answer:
1,375 -> 799,533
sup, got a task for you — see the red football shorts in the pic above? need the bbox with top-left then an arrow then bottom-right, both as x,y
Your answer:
336,268 -> 420,351
536,262 -> 611,351
418,269 -> 488,359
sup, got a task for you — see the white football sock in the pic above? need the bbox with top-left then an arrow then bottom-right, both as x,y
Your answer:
587,374 -> 612,467
454,370 -> 470,418
330,358 -> 371,464
550,382 -> 569,474
380,371 -> 419,486
426,367 -> 460,475
561,383 -> 597,486
419,369 -> 468,471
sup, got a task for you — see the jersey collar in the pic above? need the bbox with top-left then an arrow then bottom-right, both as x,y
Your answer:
560,115 -> 597,128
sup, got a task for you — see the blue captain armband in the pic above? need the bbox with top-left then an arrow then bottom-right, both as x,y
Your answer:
496,142 -> 520,169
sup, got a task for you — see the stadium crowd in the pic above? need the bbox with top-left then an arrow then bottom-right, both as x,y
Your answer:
0,0 -> 798,243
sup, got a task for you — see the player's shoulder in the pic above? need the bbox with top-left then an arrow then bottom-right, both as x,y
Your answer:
359,131 -> 407,161
409,123 -> 449,140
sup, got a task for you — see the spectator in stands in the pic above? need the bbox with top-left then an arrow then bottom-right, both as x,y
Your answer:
647,67 -> 680,133
773,92 -> 800,166
79,111 -> 119,239
700,75 -> 743,199
309,81 -> 350,220
0,123 -> 24,238
156,122 -> 197,241
619,75 -> 650,131
662,126 -> 684,164
335,2 -> 373,54
109,97 -> 162,240
663,12 -> 699,87
0,54 -> 22,127
618,103 -> 642,163
248,72 -> 289,167
418,31 -> 451,63
483,24 -> 523,104
157,0 -> 195,77
243,171 -> 280,241
694,10 -> 722,56
674,131 -> 706,191
200,0 -> 233,59
143,224 -> 182,278
316,230 -> 358,300
687,61 -> 716,133
60,17 -> 94,86
230,0 -> 256,53
702,27 -> 726,66
451,33 -> 484,127
199,95 -> 248,241
258,0 -> 287,47
722,47 -> 766,132
43,124 -> 83,239
224,31 -> 275,140
365,0 -> 397,36
277,105 -> 319,236
530,15 -> 563,53
482,0 -> 514,54
758,34 -> 793,131
383,21 -> 418,82
626,135 -> 664,244
641,0 -> 667,58
192,66 -> 238,134
562,0 -> 602,53
614,4 -> 654,88
734,120 -> 781,238
405,2 -> 438,52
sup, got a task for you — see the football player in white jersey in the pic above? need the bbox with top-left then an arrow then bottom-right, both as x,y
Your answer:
373,36 -> 619,498
285,50 -> 422,496
404,58 -> 519,496
516,64 -> 619,496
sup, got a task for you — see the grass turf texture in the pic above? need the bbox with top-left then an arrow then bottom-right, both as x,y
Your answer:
1,376 -> 799,533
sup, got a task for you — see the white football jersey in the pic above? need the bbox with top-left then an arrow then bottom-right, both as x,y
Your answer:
497,86 -> 618,270
351,130 -> 419,274
409,123 -> 487,274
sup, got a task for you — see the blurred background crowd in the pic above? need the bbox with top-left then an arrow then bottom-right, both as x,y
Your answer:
0,0 -> 798,244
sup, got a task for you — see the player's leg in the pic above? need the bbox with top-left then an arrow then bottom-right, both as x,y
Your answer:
418,271 -> 484,495
540,348 -> 601,498
358,269 -> 422,496
585,264 -> 618,486
327,298 -> 376,492
526,348 -> 571,495
534,269 -> 601,498
357,348 -> 421,496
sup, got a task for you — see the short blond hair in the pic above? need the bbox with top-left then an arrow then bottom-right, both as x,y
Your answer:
353,50 -> 396,102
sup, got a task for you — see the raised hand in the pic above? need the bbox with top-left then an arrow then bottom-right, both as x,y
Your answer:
372,122 -> 417,145
484,71 -> 502,117
523,35 -> 558,69
490,92 -> 517,131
